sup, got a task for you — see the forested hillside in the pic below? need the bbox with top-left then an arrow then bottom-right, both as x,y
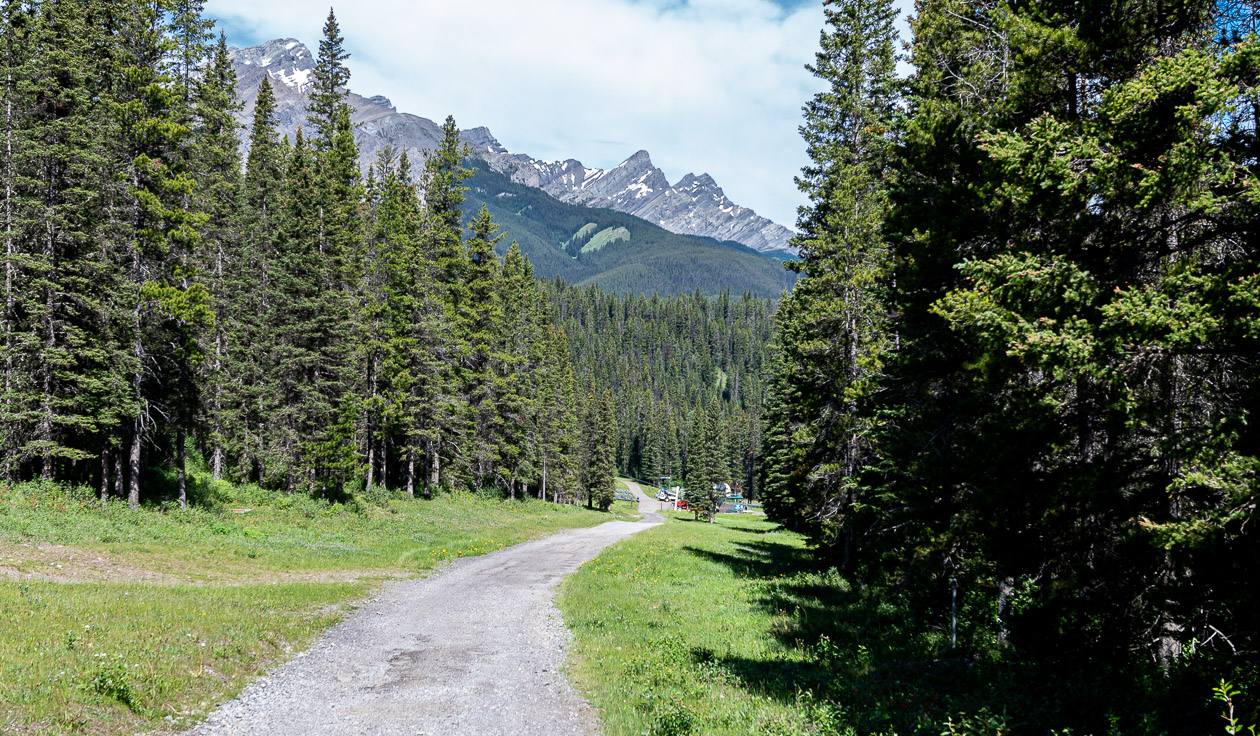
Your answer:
547,285 -> 776,497
0,4 -> 618,510
465,162 -> 797,297
761,0 -> 1260,732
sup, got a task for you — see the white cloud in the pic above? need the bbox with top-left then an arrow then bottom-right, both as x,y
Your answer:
208,0 -> 915,228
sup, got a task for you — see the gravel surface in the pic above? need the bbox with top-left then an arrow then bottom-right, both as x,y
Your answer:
186,485 -> 661,736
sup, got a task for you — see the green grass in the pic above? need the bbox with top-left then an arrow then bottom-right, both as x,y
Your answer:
0,479 -> 621,735
558,515 -> 850,736
582,226 -> 631,253
0,579 -> 362,735
565,222 -> 600,250
560,513 -> 1094,736
0,480 -> 614,580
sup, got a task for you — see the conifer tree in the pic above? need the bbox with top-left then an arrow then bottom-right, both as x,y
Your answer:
192,33 -> 242,481
231,76 -> 286,481
496,242 -> 540,498
9,0 -> 122,485
463,205 -> 504,490
761,0 -> 897,555
579,388 -> 617,511
684,405 -> 721,521
308,8 -> 350,149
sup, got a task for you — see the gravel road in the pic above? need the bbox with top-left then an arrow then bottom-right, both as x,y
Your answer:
186,483 -> 661,736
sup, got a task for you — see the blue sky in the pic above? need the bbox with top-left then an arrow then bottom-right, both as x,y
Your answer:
207,0 -> 915,228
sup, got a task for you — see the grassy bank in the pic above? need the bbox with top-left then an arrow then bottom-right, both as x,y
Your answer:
559,514 -> 839,736
560,514 -> 1260,736
0,479 -> 620,735
559,513 -> 1010,736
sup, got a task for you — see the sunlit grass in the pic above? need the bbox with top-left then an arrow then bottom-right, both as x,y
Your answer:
558,514 -> 849,736
0,478 -> 621,735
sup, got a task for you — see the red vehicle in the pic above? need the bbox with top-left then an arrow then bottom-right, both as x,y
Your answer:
675,500 -> 689,510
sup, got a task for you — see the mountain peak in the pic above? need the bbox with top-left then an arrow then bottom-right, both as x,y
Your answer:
461,126 -> 507,155
228,37 -> 796,256
622,150 -> 655,168
677,172 -> 718,189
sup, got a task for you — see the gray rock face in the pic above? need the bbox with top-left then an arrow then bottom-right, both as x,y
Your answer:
230,39 -> 797,256
476,136 -> 796,255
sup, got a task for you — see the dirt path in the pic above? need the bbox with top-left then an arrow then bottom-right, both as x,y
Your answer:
187,491 -> 661,736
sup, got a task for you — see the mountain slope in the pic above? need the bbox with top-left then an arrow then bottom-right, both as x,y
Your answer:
229,39 -> 798,265
465,128 -> 796,254
465,162 -> 795,297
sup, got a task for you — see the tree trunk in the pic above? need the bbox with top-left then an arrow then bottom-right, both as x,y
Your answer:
381,437 -> 388,490
39,215 -> 56,481
113,447 -> 124,499
541,457 -> 548,502
366,438 -> 375,489
1,68 -> 12,481
128,418 -> 141,509
428,446 -> 440,489
100,449 -> 111,502
406,452 -> 416,499
176,429 -> 187,509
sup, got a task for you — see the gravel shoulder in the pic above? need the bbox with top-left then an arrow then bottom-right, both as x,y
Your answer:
186,493 -> 662,736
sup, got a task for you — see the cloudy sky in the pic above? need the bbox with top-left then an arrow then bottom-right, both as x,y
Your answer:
207,0 -> 913,228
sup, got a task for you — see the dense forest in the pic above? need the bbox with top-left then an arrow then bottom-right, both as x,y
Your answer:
0,3 -> 622,509
762,0 -> 1259,732
548,285 -> 776,499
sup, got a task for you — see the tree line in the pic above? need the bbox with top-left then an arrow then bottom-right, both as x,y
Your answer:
0,2 -> 617,509
763,0 -> 1259,730
547,284 -> 775,509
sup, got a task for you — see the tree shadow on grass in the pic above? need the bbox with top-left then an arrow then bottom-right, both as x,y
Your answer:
682,539 -> 815,579
680,530 -> 1014,734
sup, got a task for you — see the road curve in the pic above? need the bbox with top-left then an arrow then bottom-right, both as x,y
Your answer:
187,497 -> 661,736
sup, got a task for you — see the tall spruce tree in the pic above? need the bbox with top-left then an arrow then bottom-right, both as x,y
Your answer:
192,33 -> 242,483
463,205 -> 504,490
419,117 -> 472,489
760,0 -> 897,559
232,76 -> 286,482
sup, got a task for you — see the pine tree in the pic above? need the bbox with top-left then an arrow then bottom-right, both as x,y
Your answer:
535,324 -> 579,503
684,405 -> 721,521
0,0 -> 25,482
579,387 -> 617,511
761,0 -> 897,556
308,8 -> 350,149
8,0 -> 123,485
232,76 -> 286,482
418,115 -> 472,489
192,33 -> 242,483
373,150 -> 447,497
463,205 -> 504,490
496,242 -> 540,498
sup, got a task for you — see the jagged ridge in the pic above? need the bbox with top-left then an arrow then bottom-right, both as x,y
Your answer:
228,39 -> 796,256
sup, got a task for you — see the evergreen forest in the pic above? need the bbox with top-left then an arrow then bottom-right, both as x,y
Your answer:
1,0 -> 1258,733
0,3 -> 636,510
760,0 -> 1260,731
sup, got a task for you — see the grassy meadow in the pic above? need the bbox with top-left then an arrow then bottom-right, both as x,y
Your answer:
0,477 -> 623,735
558,513 -> 843,736
558,512 -> 1055,736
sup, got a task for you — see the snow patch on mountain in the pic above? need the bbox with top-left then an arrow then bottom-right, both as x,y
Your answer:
229,39 -> 797,256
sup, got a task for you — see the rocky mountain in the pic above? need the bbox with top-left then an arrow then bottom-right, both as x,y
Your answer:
465,130 -> 796,254
229,39 -> 797,257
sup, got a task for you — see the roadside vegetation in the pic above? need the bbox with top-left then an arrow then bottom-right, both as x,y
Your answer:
562,515 -> 1260,736
0,476 -> 620,736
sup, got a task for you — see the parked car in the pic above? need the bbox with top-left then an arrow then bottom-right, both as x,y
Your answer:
675,500 -> 689,510
656,491 -> 668,501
